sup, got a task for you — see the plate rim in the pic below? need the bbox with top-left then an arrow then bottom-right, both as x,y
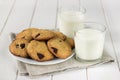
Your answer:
9,51 -> 75,65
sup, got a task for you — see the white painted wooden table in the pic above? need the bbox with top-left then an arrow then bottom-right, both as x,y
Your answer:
0,0 -> 120,80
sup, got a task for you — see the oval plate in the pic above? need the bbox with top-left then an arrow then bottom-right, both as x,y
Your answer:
9,32 -> 75,65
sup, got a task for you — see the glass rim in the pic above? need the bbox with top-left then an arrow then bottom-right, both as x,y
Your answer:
77,22 -> 107,33
58,6 -> 86,14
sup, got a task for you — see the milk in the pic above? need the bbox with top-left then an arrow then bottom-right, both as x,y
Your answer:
58,11 -> 84,38
74,29 -> 105,60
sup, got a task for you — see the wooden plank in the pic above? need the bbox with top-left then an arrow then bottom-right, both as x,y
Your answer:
30,0 -> 58,29
0,0 -> 37,80
101,0 -> 120,69
53,0 -> 87,80
17,75 -> 51,80
80,0 -> 120,80
0,0 -> 16,79
0,0 -> 15,34
2,0 -> 38,32
53,69 -> 87,80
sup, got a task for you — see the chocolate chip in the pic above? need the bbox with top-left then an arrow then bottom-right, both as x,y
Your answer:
37,53 -> 44,59
20,43 -> 25,49
35,33 -> 40,38
16,44 -> 19,48
59,40 -> 62,42
51,47 -> 58,54
22,36 -> 25,39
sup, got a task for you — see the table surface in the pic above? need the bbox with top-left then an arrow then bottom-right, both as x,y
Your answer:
0,0 -> 120,80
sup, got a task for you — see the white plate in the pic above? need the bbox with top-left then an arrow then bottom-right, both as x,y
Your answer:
9,51 -> 75,65
9,32 -> 75,65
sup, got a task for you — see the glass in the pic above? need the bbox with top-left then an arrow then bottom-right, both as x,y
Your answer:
57,6 -> 86,38
74,22 -> 106,61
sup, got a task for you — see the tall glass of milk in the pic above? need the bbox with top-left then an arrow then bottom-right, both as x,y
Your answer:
74,22 -> 106,61
58,6 -> 86,38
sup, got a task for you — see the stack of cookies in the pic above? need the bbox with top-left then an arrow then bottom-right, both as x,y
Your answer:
9,28 -> 74,62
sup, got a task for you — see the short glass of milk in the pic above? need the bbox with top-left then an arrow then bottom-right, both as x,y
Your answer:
58,6 -> 86,38
74,22 -> 106,61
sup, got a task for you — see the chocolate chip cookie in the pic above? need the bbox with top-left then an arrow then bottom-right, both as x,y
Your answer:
47,38 -> 72,59
65,37 -> 75,49
53,31 -> 66,40
9,39 -> 29,58
27,40 -> 54,61
16,28 -> 39,42
32,29 -> 55,41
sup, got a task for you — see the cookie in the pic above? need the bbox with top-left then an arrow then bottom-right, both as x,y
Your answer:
65,37 -> 75,48
47,38 -> 72,59
9,39 -> 29,58
53,31 -> 66,40
16,28 -> 39,41
27,40 -> 54,61
32,29 -> 55,41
